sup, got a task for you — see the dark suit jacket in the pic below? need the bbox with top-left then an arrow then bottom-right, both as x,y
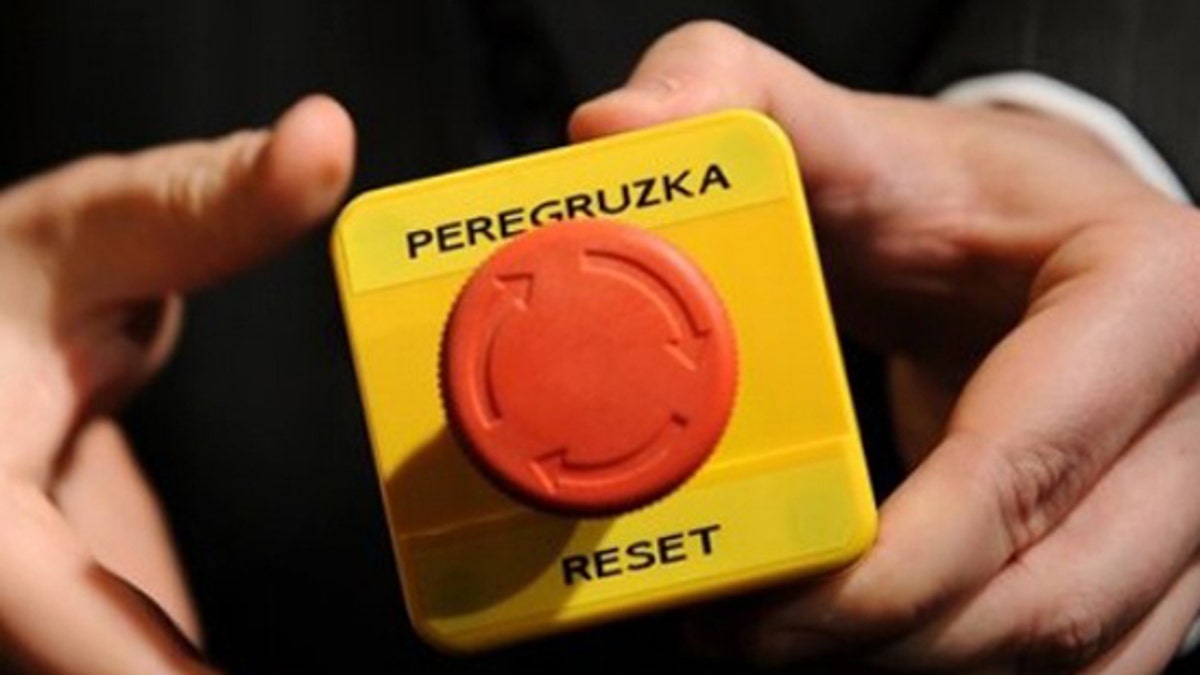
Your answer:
1,2 -> 1195,672
919,0 -> 1200,199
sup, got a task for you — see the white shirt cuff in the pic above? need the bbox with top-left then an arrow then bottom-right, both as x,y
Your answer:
937,71 -> 1192,204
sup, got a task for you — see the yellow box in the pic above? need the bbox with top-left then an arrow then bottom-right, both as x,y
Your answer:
331,110 -> 877,652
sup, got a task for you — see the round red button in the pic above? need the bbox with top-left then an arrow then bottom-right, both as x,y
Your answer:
441,220 -> 737,515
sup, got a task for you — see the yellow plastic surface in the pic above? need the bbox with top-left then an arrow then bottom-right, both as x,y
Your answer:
331,110 -> 877,652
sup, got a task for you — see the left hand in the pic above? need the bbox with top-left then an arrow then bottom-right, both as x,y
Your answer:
0,95 -> 354,674
571,21 -> 1200,673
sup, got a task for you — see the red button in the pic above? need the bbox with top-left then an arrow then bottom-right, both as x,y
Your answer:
441,220 -> 737,515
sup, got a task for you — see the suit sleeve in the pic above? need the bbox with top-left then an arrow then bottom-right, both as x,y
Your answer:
915,0 -> 1200,199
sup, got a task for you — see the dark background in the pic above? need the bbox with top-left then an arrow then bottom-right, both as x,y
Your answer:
2,1 -> 1195,672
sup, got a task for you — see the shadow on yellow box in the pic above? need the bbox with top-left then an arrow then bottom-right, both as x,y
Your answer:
331,109 -> 878,653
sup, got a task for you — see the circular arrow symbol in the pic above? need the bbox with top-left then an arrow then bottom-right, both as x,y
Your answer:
442,220 -> 737,515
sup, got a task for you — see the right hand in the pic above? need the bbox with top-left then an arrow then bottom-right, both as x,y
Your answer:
573,21 -> 1200,673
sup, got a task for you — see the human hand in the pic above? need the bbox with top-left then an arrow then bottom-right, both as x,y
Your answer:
571,22 -> 1200,674
0,95 -> 353,674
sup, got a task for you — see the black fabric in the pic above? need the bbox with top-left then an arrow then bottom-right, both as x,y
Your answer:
2,1 -> 1195,672
918,0 -> 1200,198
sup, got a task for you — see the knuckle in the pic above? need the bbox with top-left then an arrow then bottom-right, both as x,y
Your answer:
1018,597 -> 1113,670
668,19 -> 749,49
1089,215 -> 1200,343
1085,212 -> 1200,281
659,19 -> 757,74
5,153 -> 124,248
987,430 -> 1095,553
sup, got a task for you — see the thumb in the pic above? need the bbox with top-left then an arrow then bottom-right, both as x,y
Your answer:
568,21 -> 976,356
3,94 -> 355,304
569,21 -> 897,202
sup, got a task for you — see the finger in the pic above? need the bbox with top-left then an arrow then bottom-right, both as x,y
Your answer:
51,418 -> 199,643
743,221 -> 1200,662
877,379 -> 1200,671
569,20 -> 890,197
0,482 -> 215,674
2,94 -> 354,303
1084,561 -> 1200,675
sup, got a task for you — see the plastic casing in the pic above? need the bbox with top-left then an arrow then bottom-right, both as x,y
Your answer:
330,110 -> 877,652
